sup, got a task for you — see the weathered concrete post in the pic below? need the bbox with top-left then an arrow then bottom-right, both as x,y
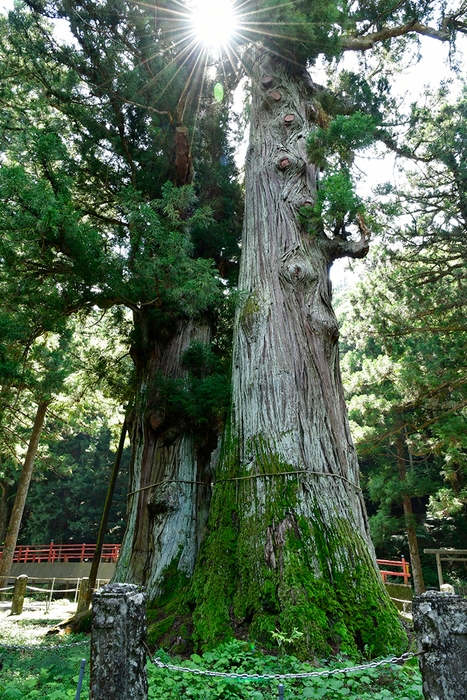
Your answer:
412,590 -> 467,699
10,575 -> 28,615
90,582 -> 147,700
76,577 -> 91,614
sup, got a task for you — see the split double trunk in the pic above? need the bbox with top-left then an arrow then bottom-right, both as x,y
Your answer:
116,49 -> 405,657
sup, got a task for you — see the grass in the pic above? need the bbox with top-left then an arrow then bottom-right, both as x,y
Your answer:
0,598 -> 90,699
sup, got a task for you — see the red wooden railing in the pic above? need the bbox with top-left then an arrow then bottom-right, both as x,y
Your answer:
0,544 -> 407,583
376,556 -> 411,585
0,542 -> 121,564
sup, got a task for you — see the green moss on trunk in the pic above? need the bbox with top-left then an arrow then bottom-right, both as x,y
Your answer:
146,555 -> 193,652
189,437 -> 407,659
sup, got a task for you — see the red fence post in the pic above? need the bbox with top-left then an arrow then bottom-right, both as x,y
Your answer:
377,557 -> 411,585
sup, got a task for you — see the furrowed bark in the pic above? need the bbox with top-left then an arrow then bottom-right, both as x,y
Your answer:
114,314 -> 218,648
190,49 -> 406,658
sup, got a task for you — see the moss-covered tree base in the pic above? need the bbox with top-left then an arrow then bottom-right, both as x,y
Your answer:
199,435 -> 406,658
146,557 -> 195,654
146,442 -> 407,660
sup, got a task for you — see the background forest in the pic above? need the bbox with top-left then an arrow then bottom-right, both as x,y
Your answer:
1,0 -> 467,657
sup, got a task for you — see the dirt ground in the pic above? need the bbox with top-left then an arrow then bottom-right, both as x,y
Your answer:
0,598 -> 78,645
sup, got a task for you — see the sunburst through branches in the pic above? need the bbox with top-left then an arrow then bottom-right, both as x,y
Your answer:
190,0 -> 239,52
141,1 -> 306,79
127,0 -> 314,158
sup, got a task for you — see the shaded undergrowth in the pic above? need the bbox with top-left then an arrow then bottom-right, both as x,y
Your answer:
0,606 -> 423,700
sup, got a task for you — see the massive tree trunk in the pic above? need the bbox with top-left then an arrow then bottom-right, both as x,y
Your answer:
114,313 -> 218,645
189,50 -> 406,658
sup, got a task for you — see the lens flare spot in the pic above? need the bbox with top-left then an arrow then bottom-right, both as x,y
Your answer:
214,82 -> 224,102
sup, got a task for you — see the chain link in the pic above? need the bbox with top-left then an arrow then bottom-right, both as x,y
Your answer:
151,651 -> 416,681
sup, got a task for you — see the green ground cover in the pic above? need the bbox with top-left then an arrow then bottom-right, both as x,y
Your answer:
0,603 -> 422,700
0,606 -> 90,699
148,640 -> 423,700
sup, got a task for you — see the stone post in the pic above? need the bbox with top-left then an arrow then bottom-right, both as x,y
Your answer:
412,590 -> 467,699
76,577 -> 91,614
90,583 -> 147,700
11,575 -> 28,615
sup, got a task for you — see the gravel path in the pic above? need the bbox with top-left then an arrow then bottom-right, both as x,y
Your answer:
0,598 -> 77,645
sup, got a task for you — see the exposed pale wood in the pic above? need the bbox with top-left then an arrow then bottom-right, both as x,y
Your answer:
114,318 -> 217,599
261,75 -> 273,88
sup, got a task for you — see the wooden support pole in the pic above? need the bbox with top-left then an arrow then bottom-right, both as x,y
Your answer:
86,420 -> 127,610
435,552 -> 444,587
11,574 -> 28,615
90,583 -> 147,700
76,577 -> 90,614
413,591 -> 467,699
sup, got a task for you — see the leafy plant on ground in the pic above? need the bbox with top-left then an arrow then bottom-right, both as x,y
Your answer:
0,612 -> 422,700
148,639 -> 423,699
0,636 -> 90,699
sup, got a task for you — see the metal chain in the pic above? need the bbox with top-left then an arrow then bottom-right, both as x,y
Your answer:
151,651 -> 417,680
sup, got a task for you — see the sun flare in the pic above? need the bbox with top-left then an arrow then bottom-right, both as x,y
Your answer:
190,0 -> 239,52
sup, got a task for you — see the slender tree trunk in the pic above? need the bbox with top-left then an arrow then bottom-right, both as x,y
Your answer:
114,314 -> 218,645
0,400 -> 48,588
190,50 -> 405,658
396,433 -> 426,595
0,481 -> 10,543
83,419 -> 128,609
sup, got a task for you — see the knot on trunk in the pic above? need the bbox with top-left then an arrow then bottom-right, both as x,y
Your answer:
279,252 -> 318,291
147,410 -> 166,431
269,90 -> 282,101
147,484 -> 180,519
239,290 -> 268,342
